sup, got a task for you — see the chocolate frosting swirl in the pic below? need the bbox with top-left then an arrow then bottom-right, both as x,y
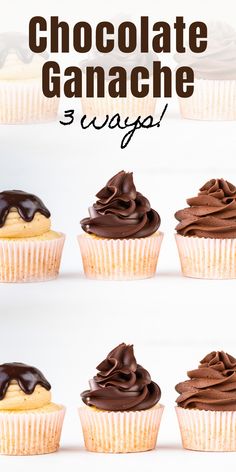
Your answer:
0,32 -> 48,68
175,178 -> 236,238
0,190 -> 51,228
176,351 -> 236,411
81,343 -> 161,411
0,363 -> 51,400
80,171 -> 160,238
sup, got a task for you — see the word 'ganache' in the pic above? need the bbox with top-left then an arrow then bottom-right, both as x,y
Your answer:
29,16 -> 208,99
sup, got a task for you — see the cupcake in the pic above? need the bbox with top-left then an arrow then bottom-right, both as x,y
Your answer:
78,170 -> 163,280
79,343 -> 164,453
175,22 -> 236,120
0,32 -> 59,123
175,351 -> 236,451
175,178 -> 236,279
0,190 -> 65,282
0,362 -> 65,455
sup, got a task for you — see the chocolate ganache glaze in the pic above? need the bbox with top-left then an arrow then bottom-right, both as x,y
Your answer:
175,178 -> 236,238
0,33 -> 48,68
0,190 -> 51,228
80,171 -> 160,238
176,351 -> 236,411
0,363 -> 51,400
81,343 -> 161,411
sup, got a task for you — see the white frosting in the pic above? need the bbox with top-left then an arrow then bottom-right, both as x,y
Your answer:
175,21 -> 236,80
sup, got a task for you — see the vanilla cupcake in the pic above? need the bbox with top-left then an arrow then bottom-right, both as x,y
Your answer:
78,170 -> 163,280
79,343 -> 164,453
0,32 -> 59,123
176,351 -> 236,451
175,178 -> 236,279
175,22 -> 236,120
0,362 -> 65,455
0,190 -> 65,282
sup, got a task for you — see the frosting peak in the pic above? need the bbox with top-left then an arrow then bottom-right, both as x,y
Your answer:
81,343 -> 161,411
175,178 -> 236,238
176,351 -> 236,411
80,171 -> 160,238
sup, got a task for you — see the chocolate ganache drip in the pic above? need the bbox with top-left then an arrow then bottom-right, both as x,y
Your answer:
0,363 -> 51,400
0,190 -> 51,228
175,178 -> 236,238
81,343 -> 161,411
0,32 -> 48,68
80,171 -> 160,238
176,351 -> 236,411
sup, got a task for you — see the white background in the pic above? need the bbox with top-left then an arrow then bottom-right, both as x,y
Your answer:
1,1 -> 236,470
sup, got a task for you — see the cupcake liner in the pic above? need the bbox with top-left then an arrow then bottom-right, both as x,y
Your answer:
78,232 -> 163,280
178,79 -> 236,121
0,233 -> 65,283
176,406 -> 236,452
175,234 -> 236,279
79,404 -> 164,453
0,406 -> 65,455
81,95 -> 157,118
0,78 -> 59,124
81,76 -> 156,118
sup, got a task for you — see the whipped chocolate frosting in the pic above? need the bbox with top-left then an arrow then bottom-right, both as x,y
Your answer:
175,178 -> 236,238
80,171 -> 160,238
0,33 -> 48,68
81,343 -> 161,411
175,22 -> 236,80
0,190 -> 51,228
0,363 -> 51,400
176,351 -> 236,411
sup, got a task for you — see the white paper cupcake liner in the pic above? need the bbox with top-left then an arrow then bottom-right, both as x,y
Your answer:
176,406 -> 236,451
0,233 -> 65,283
81,95 -> 157,118
79,404 -> 164,453
0,78 -> 59,124
78,232 -> 163,280
175,234 -> 236,279
0,406 -> 65,455
178,79 -> 236,121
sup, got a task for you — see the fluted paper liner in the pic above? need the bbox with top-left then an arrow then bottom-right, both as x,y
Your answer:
0,78 -> 59,124
78,232 -> 163,280
178,79 -> 236,121
175,234 -> 236,279
0,406 -> 65,455
176,406 -> 236,452
79,404 -> 164,453
81,95 -> 157,118
0,233 -> 65,282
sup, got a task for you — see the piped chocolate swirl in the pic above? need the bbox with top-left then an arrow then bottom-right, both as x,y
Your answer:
0,32 -> 48,68
80,171 -> 160,238
81,343 -> 161,411
175,178 -> 236,238
0,190 -> 50,228
0,363 -> 51,400
176,351 -> 236,411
